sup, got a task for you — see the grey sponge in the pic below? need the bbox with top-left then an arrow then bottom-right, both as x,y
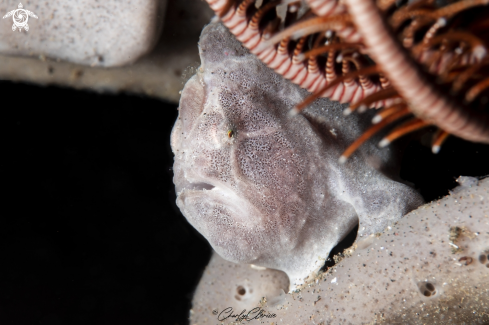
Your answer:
0,0 -> 166,67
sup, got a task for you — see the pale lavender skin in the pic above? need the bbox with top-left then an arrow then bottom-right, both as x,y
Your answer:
171,22 -> 423,288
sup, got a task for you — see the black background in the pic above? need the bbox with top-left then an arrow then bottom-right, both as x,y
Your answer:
3,81 -> 489,325
3,81 -> 210,325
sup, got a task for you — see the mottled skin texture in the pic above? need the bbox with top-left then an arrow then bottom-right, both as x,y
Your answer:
171,22 -> 423,289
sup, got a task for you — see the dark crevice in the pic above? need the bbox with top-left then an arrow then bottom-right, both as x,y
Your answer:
321,223 -> 359,271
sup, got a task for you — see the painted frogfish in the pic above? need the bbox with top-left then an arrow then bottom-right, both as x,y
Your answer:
171,21 -> 423,289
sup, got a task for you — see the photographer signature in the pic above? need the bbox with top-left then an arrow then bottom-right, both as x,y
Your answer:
214,307 -> 277,322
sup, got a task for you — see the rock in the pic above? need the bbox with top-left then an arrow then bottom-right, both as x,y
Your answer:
190,253 -> 289,322
0,0 -> 166,67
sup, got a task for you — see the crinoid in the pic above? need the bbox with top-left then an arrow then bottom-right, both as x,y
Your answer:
204,0 -> 489,161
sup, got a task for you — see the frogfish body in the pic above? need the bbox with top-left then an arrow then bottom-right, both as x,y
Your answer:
171,22 -> 423,289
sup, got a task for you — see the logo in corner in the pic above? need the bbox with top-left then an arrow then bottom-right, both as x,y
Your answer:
3,3 -> 38,32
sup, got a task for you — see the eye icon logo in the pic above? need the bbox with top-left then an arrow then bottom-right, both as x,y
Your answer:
3,3 -> 38,32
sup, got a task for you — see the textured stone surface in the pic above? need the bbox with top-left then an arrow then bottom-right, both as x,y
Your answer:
191,176 -> 489,324
190,253 -> 289,323
0,0 -> 214,102
0,0 -> 166,67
